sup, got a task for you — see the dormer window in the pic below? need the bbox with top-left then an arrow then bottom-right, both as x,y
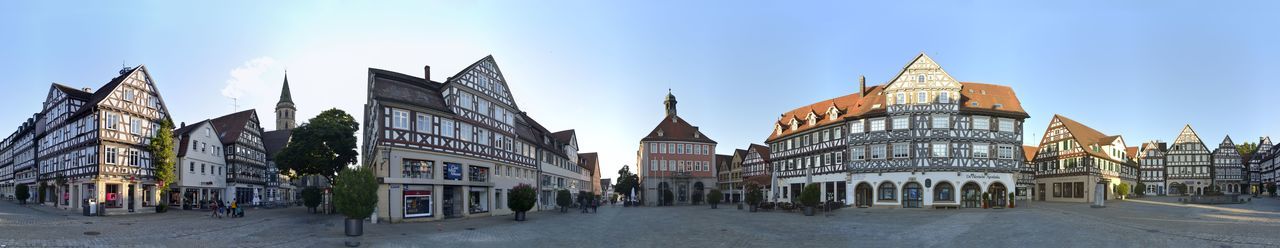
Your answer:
994,103 -> 1004,109
657,130 -> 664,137
806,113 -> 817,126
827,106 -> 840,120
970,101 -> 979,107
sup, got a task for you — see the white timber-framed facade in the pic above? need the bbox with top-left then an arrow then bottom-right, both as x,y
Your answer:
1211,136 -> 1244,194
1164,125 -> 1212,196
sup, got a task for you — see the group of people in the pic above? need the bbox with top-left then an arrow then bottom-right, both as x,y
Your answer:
209,199 -> 245,218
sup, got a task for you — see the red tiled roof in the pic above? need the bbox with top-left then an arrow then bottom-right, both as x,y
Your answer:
1051,114 -> 1126,163
577,152 -> 597,171
1022,145 -> 1038,162
209,109 -> 258,145
551,129 -> 575,144
747,143 -> 771,162
642,115 -> 716,143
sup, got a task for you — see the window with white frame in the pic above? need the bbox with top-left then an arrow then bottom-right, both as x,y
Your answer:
998,145 -> 1015,159
939,92 -> 950,103
998,118 -> 1014,132
892,116 -> 908,130
871,145 -> 886,159
973,143 -> 990,158
895,93 -> 905,105
852,146 -> 866,160
870,118 -> 885,132
416,114 -> 431,133
441,119 -> 455,138
649,143 -> 657,153
392,109 -> 409,130
893,143 -> 909,158
918,91 -> 928,104
972,116 -> 990,130
932,114 -> 949,129
850,120 -> 863,133
834,127 -> 844,139
932,142 -> 949,157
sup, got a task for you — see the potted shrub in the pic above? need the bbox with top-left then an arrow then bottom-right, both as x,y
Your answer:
156,203 -> 169,213
1008,193 -> 1015,208
707,189 -> 722,209
662,190 -> 674,206
556,189 -> 572,213
15,184 -> 29,204
508,184 -> 536,221
745,182 -> 762,212
800,183 -> 820,216
691,191 -> 703,205
334,166 -> 378,237
302,187 -> 322,213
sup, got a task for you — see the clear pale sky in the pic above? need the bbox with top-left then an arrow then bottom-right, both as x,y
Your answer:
3,1 -> 1278,182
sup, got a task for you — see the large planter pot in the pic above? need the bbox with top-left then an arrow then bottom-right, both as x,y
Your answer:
803,206 -> 815,216
514,211 -> 526,221
344,218 -> 363,237
749,205 -> 758,212
711,204 -> 717,209
737,203 -> 743,210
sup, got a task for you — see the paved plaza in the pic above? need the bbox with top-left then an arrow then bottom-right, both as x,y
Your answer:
3,197 -> 1280,247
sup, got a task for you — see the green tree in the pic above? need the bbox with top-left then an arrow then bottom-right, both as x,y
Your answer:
800,183 -> 821,207
556,189 -> 573,212
707,189 -> 722,208
613,165 -> 640,202
275,109 -> 359,183
302,187 -> 323,212
508,184 -> 536,211
334,166 -> 378,220
149,119 -> 177,197
1237,142 -> 1258,157
16,184 -> 29,204
1136,182 -> 1146,196
1116,183 -> 1130,198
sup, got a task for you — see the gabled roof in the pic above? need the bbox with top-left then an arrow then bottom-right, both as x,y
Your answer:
263,129 -> 292,159
367,68 -> 452,114
51,83 -> 92,100
747,143 -> 771,162
551,129 -> 575,145
69,66 -> 138,119
1023,145 -> 1038,162
209,109 -> 258,145
577,152 -> 598,171
716,154 -> 733,165
642,115 -> 716,144
733,149 -> 748,159
1051,114 -> 1126,163
1169,125 -> 1208,152
175,120 -> 214,157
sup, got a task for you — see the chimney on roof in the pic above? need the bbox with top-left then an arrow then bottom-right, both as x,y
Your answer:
423,65 -> 431,82
82,87 -> 92,92
859,75 -> 867,97
180,122 -> 186,128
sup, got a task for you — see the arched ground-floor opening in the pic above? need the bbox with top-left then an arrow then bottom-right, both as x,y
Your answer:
989,182 -> 1008,207
961,182 -> 982,208
901,182 -> 922,208
855,183 -> 873,207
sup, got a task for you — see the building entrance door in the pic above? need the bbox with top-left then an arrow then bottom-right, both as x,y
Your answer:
961,183 -> 981,208
128,184 -> 136,212
443,186 -> 459,218
902,183 -> 922,208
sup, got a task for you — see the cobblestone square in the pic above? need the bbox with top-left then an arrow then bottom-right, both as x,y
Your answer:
4,197 -> 1280,247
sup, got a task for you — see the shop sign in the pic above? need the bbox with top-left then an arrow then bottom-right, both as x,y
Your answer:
444,163 -> 463,180
964,174 -> 1001,180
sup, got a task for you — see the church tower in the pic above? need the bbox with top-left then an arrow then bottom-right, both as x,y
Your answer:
276,71 -> 297,130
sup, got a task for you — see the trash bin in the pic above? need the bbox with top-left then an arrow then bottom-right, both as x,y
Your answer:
83,203 -> 90,216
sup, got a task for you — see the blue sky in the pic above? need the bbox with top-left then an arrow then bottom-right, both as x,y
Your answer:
3,1 -> 1277,181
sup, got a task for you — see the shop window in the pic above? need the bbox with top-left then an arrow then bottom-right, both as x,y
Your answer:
469,166 -> 489,182
403,159 -> 434,179
878,182 -> 896,201
404,190 -> 433,218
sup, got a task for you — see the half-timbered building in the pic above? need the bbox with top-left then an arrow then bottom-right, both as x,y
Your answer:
1262,138 -> 1280,195
1032,115 -> 1137,203
1212,136 -> 1244,194
25,66 -> 173,214
741,144 -> 773,201
11,116 -> 37,203
1138,141 -> 1168,195
1018,145 -> 1037,200
717,149 -> 746,203
1246,137 -> 1270,195
363,56 -> 555,222
0,134 -> 12,198
767,54 -> 1028,209
209,110 -> 267,205
636,91 -> 718,206
1165,125 -> 1212,195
